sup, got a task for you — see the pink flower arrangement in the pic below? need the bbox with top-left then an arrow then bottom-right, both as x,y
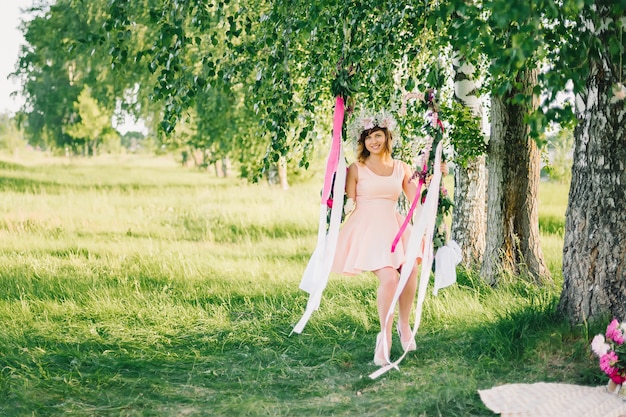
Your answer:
591,318 -> 626,384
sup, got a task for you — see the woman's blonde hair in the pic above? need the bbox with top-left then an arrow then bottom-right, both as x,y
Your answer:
356,126 -> 392,163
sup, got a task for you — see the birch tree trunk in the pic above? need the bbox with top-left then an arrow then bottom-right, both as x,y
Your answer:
481,69 -> 549,284
451,54 -> 487,267
278,156 -> 289,190
558,53 -> 626,323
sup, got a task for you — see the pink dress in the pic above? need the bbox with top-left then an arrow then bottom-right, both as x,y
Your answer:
331,159 -> 411,275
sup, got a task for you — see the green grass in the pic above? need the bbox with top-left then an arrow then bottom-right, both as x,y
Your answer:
0,153 -> 604,416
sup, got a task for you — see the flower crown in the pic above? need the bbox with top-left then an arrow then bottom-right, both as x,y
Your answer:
346,108 -> 400,147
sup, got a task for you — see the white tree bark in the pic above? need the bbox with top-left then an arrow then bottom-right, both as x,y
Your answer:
278,156 -> 289,190
451,53 -> 488,267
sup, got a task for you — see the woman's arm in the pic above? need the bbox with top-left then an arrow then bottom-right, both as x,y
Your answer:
345,162 -> 358,200
401,161 -> 419,203
343,163 -> 358,215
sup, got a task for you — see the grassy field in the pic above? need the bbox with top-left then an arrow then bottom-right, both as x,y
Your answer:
0,153 -> 604,416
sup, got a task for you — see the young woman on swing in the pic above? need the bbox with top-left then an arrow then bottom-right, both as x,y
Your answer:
331,110 -> 428,366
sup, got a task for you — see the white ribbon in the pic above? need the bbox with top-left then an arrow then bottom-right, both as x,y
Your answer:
292,145 -> 346,334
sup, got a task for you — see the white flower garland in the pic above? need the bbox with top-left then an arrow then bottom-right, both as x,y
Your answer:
346,108 -> 400,147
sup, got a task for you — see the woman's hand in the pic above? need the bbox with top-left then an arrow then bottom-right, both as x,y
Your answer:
441,162 -> 449,176
344,198 -> 356,217
426,162 -> 448,186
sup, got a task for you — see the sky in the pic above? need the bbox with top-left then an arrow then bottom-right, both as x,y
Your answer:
0,0 -> 32,115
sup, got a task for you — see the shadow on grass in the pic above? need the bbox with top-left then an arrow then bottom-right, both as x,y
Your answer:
0,160 -> 29,171
0,176 -> 206,195
0,315 -> 364,416
0,273 -> 603,417
451,270 -> 596,382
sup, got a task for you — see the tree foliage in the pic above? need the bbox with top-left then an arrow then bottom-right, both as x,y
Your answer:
14,0 -> 496,175
16,0 -> 625,172
65,87 -> 113,154
439,100 -> 487,168
102,1 -> 453,173
14,0 -> 137,151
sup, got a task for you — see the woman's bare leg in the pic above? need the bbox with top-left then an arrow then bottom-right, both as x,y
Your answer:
373,267 -> 398,362
397,262 -> 419,343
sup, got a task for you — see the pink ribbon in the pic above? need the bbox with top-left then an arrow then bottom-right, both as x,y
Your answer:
321,96 -> 345,204
437,119 -> 445,132
391,164 -> 426,253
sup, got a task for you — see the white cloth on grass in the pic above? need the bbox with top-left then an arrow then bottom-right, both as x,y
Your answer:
479,382 -> 626,417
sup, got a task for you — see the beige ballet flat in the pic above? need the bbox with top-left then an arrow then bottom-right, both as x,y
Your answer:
373,332 -> 389,366
397,325 -> 417,352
